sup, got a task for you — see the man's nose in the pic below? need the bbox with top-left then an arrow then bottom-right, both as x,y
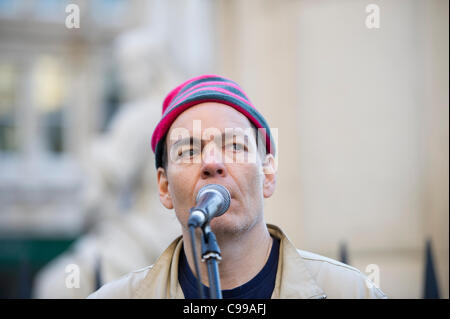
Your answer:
201,145 -> 227,179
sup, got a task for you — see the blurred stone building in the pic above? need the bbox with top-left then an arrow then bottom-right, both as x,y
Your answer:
0,0 -> 154,298
0,0 -> 149,236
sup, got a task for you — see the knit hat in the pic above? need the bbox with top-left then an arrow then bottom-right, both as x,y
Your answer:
151,74 -> 275,168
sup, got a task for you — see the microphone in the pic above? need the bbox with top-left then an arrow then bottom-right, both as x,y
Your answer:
188,184 -> 231,228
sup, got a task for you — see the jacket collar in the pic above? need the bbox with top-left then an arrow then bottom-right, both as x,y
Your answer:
267,224 -> 326,299
136,224 -> 326,299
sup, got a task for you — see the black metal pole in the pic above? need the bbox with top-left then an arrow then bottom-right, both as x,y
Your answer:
189,225 -> 205,299
200,226 -> 222,299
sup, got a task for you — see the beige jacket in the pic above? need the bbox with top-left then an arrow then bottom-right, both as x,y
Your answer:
88,224 -> 387,299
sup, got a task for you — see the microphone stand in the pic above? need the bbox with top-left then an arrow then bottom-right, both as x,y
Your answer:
200,224 -> 222,299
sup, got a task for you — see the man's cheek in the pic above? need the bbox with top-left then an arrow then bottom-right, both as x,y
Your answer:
242,164 -> 262,184
171,186 -> 190,208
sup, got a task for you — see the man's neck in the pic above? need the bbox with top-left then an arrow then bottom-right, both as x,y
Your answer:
182,221 -> 273,290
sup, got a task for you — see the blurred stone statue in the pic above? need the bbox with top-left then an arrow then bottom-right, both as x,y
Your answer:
32,27 -> 182,298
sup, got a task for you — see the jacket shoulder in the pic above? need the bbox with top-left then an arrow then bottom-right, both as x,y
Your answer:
298,249 -> 360,272
87,265 -> 153,299
297,249 -> 387,299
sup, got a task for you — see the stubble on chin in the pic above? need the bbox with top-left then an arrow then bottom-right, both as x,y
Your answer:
209,212 -> 261,242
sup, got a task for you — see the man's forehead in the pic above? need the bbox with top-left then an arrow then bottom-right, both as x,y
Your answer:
169,103 -> 253,128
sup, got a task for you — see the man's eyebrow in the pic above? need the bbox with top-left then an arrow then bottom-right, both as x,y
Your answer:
170,137 -> 198,148
224,131 -> 251,140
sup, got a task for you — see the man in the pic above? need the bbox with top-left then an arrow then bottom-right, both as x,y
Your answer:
88,75 -> 387,299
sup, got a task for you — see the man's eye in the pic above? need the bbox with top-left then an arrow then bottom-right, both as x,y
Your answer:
178,147 -> 198,158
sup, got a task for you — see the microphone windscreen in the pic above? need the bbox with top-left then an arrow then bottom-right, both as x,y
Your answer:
196,184 -> 231,216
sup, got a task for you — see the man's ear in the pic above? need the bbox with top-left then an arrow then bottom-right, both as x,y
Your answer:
157,167 -> 173,209
262,154 -> 276,198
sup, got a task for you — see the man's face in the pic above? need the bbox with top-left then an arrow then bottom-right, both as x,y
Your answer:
157,102 -> 276,236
